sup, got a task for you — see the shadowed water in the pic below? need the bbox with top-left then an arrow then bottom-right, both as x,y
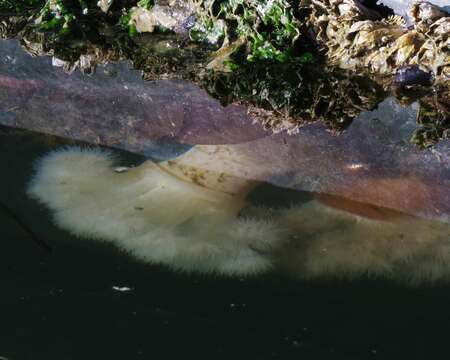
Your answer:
1,36 -> 450,360
1,125 -> 450,360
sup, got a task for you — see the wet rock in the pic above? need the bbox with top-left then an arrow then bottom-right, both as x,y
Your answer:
393,65 -> 433,86
379,0 -> 449,19
409,1 -> 449,25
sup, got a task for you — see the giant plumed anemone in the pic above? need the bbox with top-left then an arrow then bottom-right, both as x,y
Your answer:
278,200 -> 450,285
27,147 -> 284,275
28,144 -> 450,285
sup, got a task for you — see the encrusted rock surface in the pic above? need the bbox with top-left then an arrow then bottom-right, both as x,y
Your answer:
303,0 -> 449,83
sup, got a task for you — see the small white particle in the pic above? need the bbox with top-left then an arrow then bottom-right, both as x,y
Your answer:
112,286 -> 133,292
346,163 -> 365,170
114,166 -> 130,173
292,340 -> 301,347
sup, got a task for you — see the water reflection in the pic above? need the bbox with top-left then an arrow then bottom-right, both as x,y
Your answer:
2,39 -> 448,219
0,38 -> 268,149
1,37 -> 449,285
0,38 -> 448,150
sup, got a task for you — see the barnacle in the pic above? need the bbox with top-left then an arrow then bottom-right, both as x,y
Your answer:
304,0 -> 449,83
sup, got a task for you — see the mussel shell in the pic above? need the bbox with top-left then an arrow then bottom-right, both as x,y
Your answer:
393,65 -> 433,86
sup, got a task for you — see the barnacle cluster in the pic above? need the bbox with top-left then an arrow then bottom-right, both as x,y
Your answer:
304,0 -> 450,83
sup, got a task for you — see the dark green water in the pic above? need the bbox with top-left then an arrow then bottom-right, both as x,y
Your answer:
1,126 -> 450,360
1,35 -> 450,360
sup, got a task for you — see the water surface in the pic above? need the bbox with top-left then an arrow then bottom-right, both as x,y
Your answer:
1,37 -> 450,360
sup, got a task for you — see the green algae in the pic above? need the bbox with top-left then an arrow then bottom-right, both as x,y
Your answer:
411,99 -> 450,149
0,0 -> 311,67
120,0 -> 154,36
198,63 -> 387,132
0,0 -> 44,14
0,0 -> 448,147
190,0 -> 306,69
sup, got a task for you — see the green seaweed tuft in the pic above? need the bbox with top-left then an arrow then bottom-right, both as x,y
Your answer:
190,0 -> 305,65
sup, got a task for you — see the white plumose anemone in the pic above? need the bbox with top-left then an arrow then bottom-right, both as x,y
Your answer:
28,147 -> 282,275
27,147 -> 450,284
279,201 -> 450,285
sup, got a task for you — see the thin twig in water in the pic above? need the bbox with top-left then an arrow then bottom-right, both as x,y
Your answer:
0,201 -> 52,253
